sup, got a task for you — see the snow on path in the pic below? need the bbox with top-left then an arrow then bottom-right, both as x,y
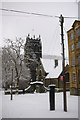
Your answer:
1,91 -> 78,118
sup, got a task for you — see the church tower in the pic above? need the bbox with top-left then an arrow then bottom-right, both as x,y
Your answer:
24,34 -> 42,83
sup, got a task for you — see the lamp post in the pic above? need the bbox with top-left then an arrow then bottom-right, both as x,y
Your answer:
59,14 -> 67,112
10,66 -> 13,100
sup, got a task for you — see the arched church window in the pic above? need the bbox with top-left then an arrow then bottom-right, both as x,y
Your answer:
34,44 -> 39,52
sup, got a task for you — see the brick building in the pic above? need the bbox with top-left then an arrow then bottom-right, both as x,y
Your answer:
67,20 -> 80,95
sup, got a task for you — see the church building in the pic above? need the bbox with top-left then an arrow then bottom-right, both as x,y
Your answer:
24,34 -> 46,93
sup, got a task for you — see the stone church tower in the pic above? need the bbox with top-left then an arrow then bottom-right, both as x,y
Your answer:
24,34 -> 42,83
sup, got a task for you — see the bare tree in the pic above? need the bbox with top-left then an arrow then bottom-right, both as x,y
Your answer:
2,38 -> 31,90
2,47 -> 12,89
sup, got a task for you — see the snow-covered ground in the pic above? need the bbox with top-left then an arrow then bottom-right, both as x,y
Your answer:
0,89 -> 2,120
0,91 -> 78,118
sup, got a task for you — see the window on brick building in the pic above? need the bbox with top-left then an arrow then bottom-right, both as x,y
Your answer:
76,28 -> 80,37
78,55 -> 80,65
72,57 -> 75,66
73,73 -> 76,84
70,32 -> 73,40
71,44 -> 74,51
78,41 -> 80,49
78,70 -> 80,84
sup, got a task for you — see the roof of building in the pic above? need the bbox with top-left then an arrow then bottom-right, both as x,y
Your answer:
67,20 -> 80,33
41,58 -> 62,79
67,28 -> 73,33
72,20 -> 80,27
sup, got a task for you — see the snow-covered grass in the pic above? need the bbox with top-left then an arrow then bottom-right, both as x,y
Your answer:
1,91 -> 78,118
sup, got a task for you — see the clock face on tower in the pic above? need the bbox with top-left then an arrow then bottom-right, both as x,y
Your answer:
32,54 -> 36,59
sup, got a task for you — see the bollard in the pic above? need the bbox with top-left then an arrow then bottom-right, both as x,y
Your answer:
49,84 -> 56,110
10,85 -> 13,100
11,89 -> 12,100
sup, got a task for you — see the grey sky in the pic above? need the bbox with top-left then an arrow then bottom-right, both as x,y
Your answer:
1,2 -> 78,61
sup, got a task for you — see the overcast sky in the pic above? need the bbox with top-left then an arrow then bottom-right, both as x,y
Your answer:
1,2 -> 78,63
